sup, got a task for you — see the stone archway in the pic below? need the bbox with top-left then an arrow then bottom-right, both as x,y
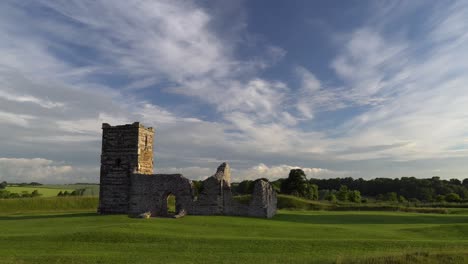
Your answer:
128,173 -> 194,217
166,193 -> 176,214
161,192 -> 179,217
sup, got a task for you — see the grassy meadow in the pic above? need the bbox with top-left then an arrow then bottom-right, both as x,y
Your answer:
5,184 -> 100,197
5,186 -> 75,197
1,196 -> 468,263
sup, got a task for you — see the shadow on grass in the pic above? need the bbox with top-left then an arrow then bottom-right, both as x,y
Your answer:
0,212 -> 99,220
272,212 -> 468,225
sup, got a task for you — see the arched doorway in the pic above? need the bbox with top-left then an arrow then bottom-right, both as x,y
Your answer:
167,193 -> 176,215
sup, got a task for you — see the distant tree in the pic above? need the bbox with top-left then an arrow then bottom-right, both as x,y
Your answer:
9,192 -> 20,198
348,190 -> 361,203
384,192 -> 398,202
419,187 -> 435,202
270,180 -> 282,193
191,181 -> 203,197
281,169 -> 307,194
398,195 -> 407,203
445,193 -> 461,203
449,179 -> 462,186
237,180 -> 254,194
337,185 -> 349,202
63,191 -> 70,196
0,189 -> 10,198
435,194 -> 445,203
281,169 -> 319,200
31,190 -> 40,197
57,191 -> 63,197
0,181 -> 7,189
326,193 -> 337,203
319,189 -> 331,200
376,194 -> 384,201
307,184 -> 319,200
463,178 -> 468,187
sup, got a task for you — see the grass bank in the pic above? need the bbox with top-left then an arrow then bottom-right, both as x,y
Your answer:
1,210 -> 468,263
277,195 -> 453,214
5,186 -> 75,197
0,196 -> 98,214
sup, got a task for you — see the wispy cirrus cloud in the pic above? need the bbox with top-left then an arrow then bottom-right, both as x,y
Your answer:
328,1 -> 468,161
1,0 -> 468,183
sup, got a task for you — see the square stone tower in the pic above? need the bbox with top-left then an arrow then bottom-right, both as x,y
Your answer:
98,122 -> 154,214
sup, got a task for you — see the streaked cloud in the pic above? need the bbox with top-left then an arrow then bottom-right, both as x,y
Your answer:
0,0 -> 468,183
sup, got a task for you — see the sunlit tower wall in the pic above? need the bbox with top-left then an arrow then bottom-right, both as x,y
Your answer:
98,122 -> 154,214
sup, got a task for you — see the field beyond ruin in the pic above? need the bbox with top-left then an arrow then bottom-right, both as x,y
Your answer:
1,197 -> 468,264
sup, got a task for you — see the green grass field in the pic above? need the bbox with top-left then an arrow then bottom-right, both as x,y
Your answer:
5,186 -> 75,197
5,184 -> 100,197
1,197 -> 468,263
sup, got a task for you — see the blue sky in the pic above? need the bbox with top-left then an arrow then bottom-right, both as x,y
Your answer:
1,0 -> 468,183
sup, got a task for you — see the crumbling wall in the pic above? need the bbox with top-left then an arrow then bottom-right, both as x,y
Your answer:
99,122 -> 277,218
247,179 -> 277,218
128,174 -> 193,217
191,162 -> 277,218
191,163 -> 231,215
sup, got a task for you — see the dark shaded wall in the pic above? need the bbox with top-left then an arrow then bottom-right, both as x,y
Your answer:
98,122 -> 154,213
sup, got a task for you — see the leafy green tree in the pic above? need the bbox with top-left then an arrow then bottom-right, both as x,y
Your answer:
281,169 -> 319,200
57,191 -> 63,197
337,185 -> 349,202
237,180 -> 254,194
376,194 -> 384,201
0,189 -> 10,198
270,180 -> 281,193
0,181 -> 7,189
281,169 -> 307,194
384,192 -> 398,202
449,179 -> 461,185
445,193 -> 461,203
9,192 -> 20,198
31,190 -> 40,197
326,193 -> 337,203
307,184 -> 319,200
463,178 -> 468,188
348,190 -> 361,203
435,194 -> 445,202
398,195 -> 407,203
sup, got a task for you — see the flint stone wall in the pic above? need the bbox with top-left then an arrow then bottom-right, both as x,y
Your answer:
191,163 -> 277,218
128,173 -> 193,217
99,122 -> 277,218
127,164 -> 277,218
99,122 -> 154,214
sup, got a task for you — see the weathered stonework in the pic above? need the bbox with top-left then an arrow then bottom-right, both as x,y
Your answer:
98,122 -> 154,214
99,122 -> 277,218
128,173 -> 194,217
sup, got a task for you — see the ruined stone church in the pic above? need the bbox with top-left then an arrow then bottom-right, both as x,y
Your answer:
98,122 -> 277,218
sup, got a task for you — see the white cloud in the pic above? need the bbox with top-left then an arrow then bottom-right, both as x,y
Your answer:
0,0 -> 468,183
159,163 -> 342,182
317,1 -> 468,163
0,111 -> 35,127
0,158 -> 98,183
235,163 -> 342,181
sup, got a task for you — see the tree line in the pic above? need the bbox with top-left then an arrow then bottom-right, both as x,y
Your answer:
232,171 -> 468,203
